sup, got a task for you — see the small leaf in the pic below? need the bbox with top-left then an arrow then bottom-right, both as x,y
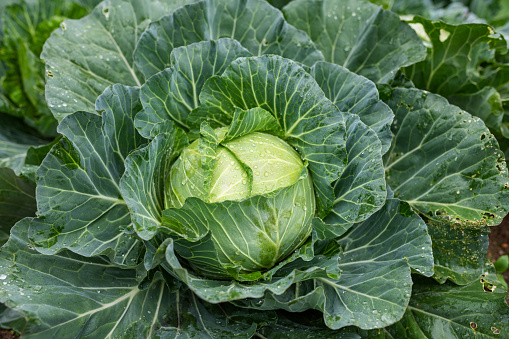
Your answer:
0,115 -> 48,174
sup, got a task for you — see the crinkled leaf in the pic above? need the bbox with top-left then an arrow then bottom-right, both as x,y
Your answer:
0,167 -> 36,244
32,85 -> 144,265
42,0 -> 189,121
428,221 -> 490,285
323,114 -> 386,226
238,199 -> 434,330
382,87 -> 509,226
156,290 -> 276,339
310,61 -> 394,154
137,39 -> 252,137
283,0 -> 426,83
191,55 -> 347,217
368,276 -> 509,338
120,129 -> 188,240
224,107 -> 283,142
134,0 -> 324,78
0,219 -> 177,339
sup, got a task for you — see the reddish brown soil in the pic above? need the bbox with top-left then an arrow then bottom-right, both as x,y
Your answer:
488,214 -> 509,287
0,330 -> 18,339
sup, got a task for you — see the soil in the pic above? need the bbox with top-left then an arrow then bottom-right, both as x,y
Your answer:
488,214 -> 509,287
0,330 -> 18,339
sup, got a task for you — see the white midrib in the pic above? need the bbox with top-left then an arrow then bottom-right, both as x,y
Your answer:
103,24 -> 141,87
35,287 -> 139,336
104,288 -> 138,338
316,277 -> 404,308
148,283 -> 165,338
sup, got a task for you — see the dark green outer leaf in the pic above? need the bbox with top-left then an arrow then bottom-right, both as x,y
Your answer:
428,221 -> 490,285
0,114 -> 48,174
403,17 -> 507,97
283,0 -> 427,83
377,276 -> 509,338
0,0 -> 18,45
191,55 -> 347,217
42,0 -> 191,121
0,167 -> 36,243
310,62 -> 394,155
401,16 -> 508,138
0,303 -> 25,333
32,85 -> 144,265
257,310 -> 360,338
155,290 -> 276,339
382,87 -> 509,226
24,137 -> 60,167
134,0 -> 324,78
448,87 -> 504,135
0,219 -> 176,339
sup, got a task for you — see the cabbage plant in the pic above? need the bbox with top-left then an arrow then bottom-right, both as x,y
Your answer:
0,0 -> 509,337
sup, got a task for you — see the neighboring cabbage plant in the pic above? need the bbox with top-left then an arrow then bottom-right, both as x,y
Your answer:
0,0 -> 508,337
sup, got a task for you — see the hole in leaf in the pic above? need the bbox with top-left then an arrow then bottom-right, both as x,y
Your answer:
483,282 -> 495,292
